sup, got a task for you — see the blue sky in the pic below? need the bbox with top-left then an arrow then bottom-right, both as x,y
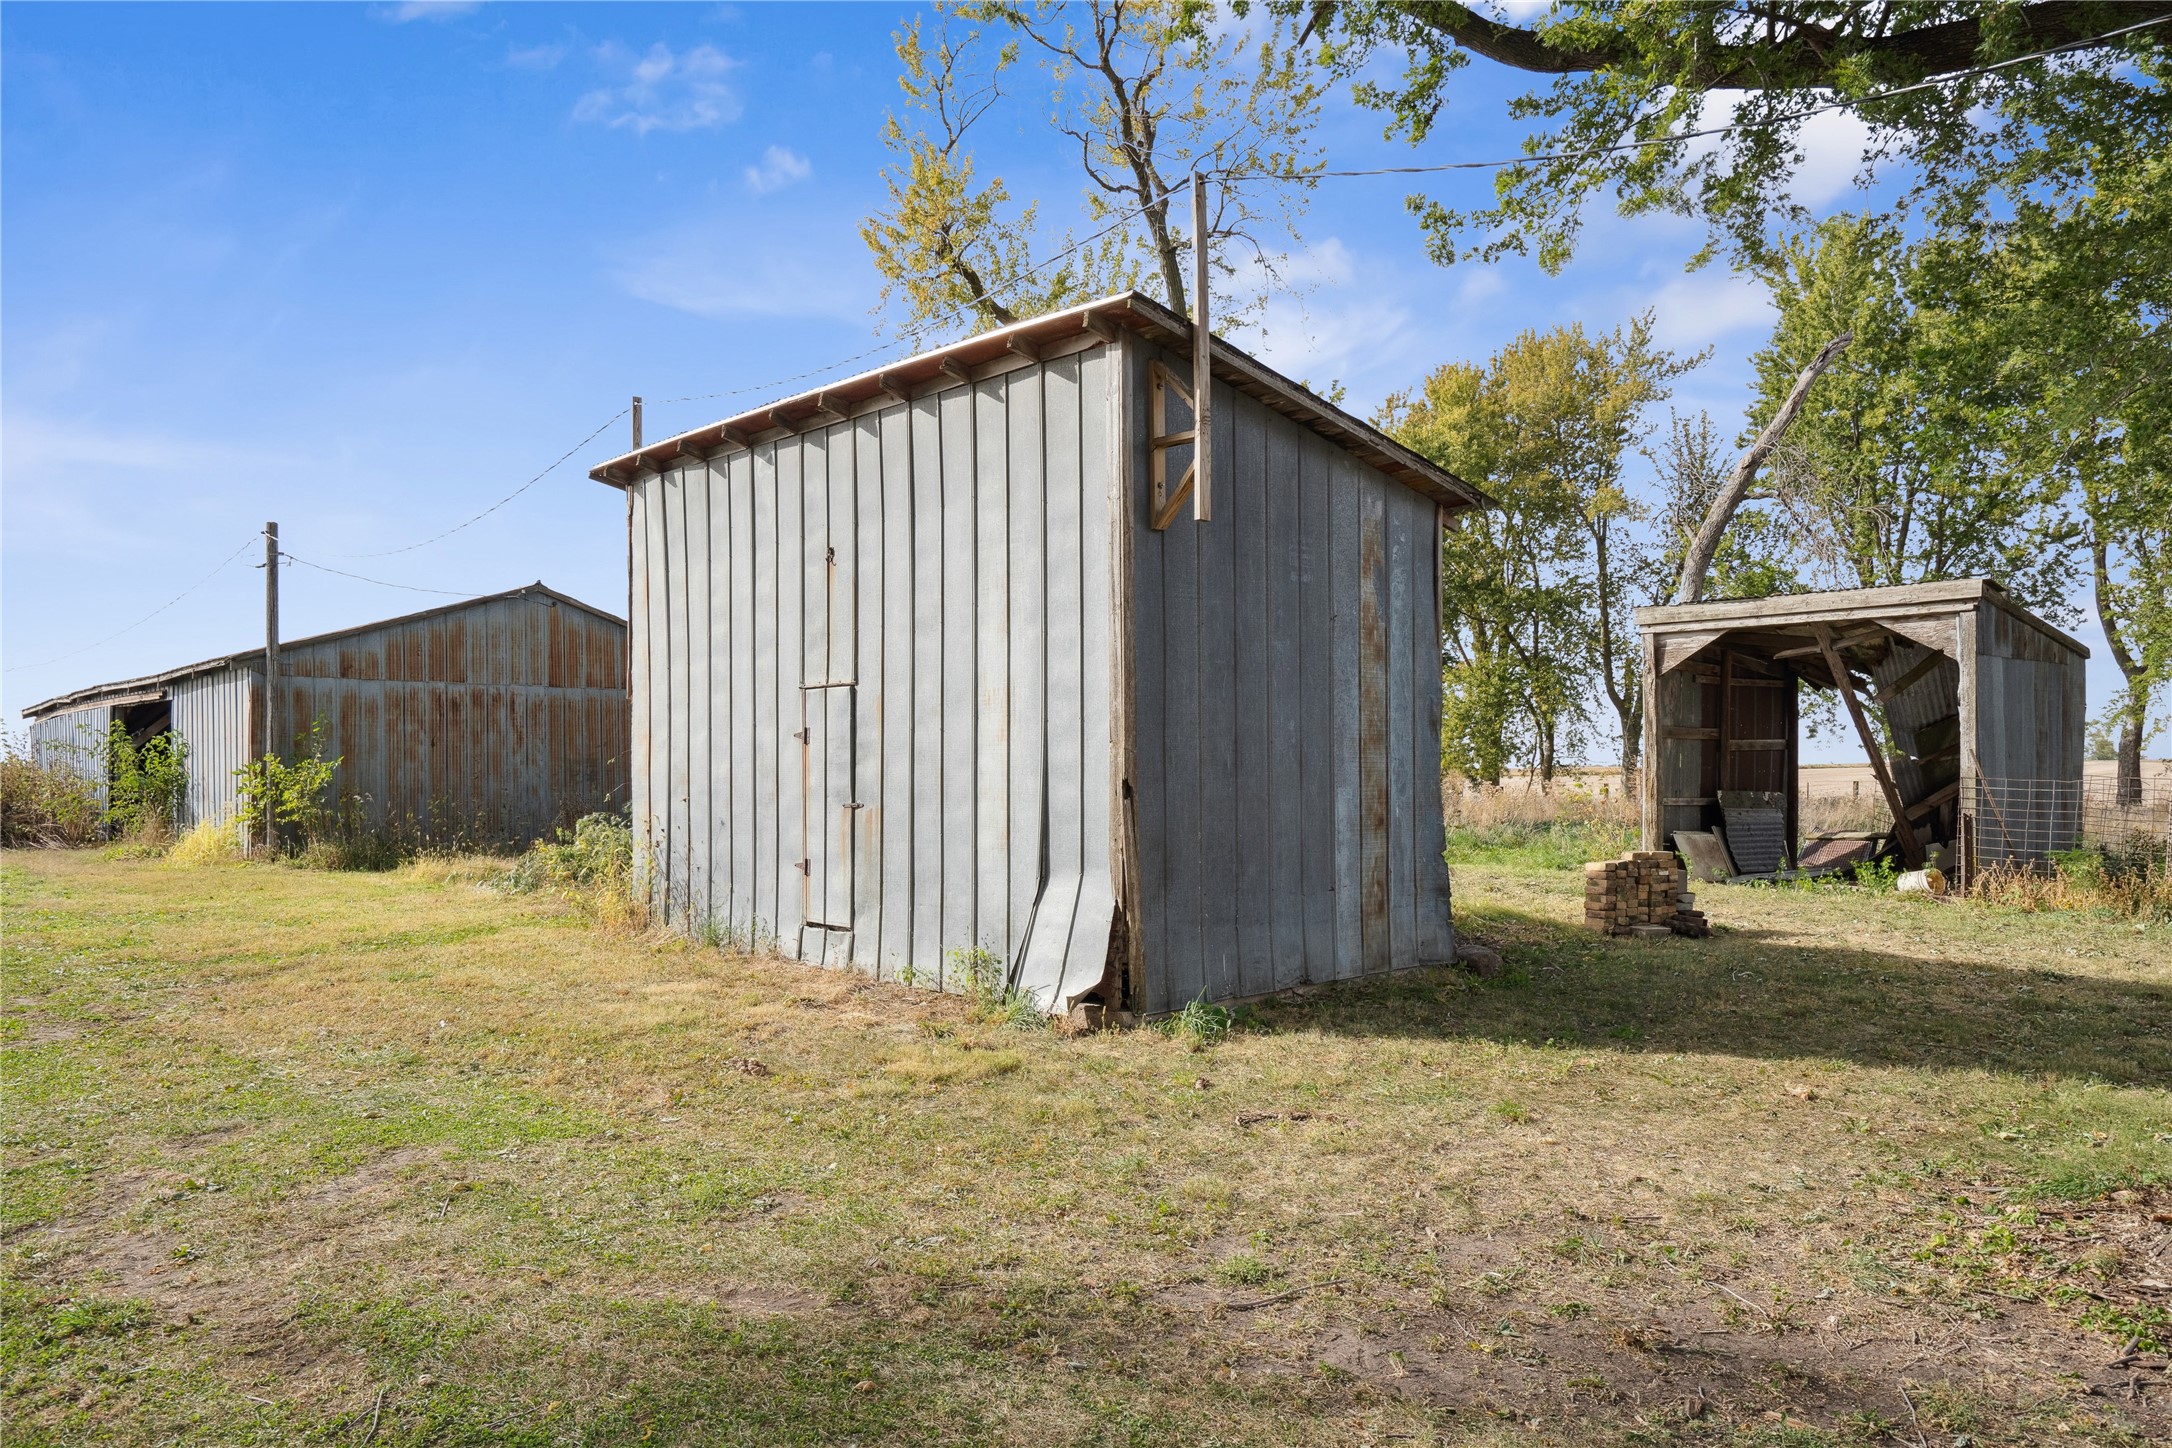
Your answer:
1,2 -> 2149,762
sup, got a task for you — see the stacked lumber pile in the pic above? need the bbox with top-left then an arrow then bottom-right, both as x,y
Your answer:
1584,851 -> 1708,939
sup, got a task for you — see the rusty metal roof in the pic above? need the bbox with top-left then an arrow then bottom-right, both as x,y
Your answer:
588,290 -> 1489,514
21,581 -> 624,719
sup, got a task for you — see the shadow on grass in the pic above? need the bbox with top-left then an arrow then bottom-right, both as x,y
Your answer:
1263,904 -> 2172,1088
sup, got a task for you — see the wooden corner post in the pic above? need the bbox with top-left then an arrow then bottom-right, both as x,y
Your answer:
1191,168 -> 1211,524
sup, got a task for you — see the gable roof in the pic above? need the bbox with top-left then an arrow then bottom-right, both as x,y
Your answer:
588,290 -> 1490,514
1633,577 -> 2088,659
22,582 -> 624,720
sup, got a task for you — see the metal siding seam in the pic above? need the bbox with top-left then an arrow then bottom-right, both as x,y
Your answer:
1386,493 -> 1417,970
1161,347 -> 1204,1010
662,470 -> 687,922
852,415 -> 886,969
777,437 -> 806,953
801,431 -> 831,946
1329,454 -> 1364,981
1230,391 -> 1273,998
974,374 -> 1012,961
1265,408 -> 1305,993
752,444 -> 779,944
731,450 -> 757,932
1193,380 -> 1239,1002
630,481 -> 654,902
939,384 -> 978,975
1006,366 -> 1048,989
1357,479 -> 1391,974
1064,343 -> 1118,1008
708,459 -> 733,925
1296,434 -> 1335,984
1123,344 -> 1170,1014
827,421 -> 860,964
879,405 -> 916,977
909,396 -> 944,981
687,464 -> 714,930
1418,503 -> 1454,962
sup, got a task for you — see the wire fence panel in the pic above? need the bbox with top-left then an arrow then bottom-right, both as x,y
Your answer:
1957,774 -> 2171,888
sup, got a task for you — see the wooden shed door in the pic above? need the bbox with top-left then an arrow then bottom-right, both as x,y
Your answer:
800,683 -> 856,931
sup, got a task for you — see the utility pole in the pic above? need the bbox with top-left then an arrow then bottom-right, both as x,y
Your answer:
262,520 -> 280,856
1191,170 -> 1212,522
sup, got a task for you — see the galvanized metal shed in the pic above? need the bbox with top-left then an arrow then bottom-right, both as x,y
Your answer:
595,292 -> 1488,1015
21,582 -> 628,843
1635,579 -> 2088,878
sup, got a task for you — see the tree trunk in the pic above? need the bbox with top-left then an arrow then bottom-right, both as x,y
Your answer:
1676,331 -> 1851,604
2117,710 -> 2143,808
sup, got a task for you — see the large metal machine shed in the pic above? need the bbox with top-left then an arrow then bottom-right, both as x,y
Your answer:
595,291 -> 1491,1015
22,583 -> 629,844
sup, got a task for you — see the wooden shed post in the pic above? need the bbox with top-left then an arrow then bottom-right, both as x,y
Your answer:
262,520 -> 280,856
1191,169 -> 1211,523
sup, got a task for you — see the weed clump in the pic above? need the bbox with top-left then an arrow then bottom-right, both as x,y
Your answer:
497,811 -> 644,926
1163,996 -> 1235,1051
949,946 -> 1043,1027
0,733 -> 105,846
166,819 -> 244,867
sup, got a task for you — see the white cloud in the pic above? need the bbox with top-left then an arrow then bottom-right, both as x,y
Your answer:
1789,106 -> 1876,208
373,1 -> 482,22
1455,266 -> 1506,306
505,42 -> 567,72
743,145 -> 811,195
613,229 -> 862,323
1641,271 -> 1774,351
573,43 -> 742,136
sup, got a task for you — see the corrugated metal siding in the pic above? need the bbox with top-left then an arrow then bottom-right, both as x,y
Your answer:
169,665 -> 256,827
1972,600 -> 2087,785
23,706 -> 110,800
630,344 -> 1118,1002
1128,345 -> 1453,1014
270,592 -> 627,844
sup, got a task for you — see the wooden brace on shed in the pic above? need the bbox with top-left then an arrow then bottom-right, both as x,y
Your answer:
1148,358 -> 1209,529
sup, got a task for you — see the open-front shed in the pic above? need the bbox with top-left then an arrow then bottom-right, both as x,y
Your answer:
1635,579 -> 2088,879
592,291 -> 1490,1015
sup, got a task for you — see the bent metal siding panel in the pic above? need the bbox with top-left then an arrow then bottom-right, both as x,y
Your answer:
1128,349 -> 1453,1014
631,343 -> 1119,1003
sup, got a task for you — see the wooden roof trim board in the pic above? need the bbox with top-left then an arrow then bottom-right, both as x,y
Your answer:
21,581 -> 625,720
1635,578 -> 2088,661
589,291 -> 1490,514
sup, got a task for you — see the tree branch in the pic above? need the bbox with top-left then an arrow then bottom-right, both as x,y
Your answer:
1396,1 -> 2172,87
1675,330 -> 1851,603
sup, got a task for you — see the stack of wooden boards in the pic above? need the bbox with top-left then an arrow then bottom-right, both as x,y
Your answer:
1584,851 -> 1710,939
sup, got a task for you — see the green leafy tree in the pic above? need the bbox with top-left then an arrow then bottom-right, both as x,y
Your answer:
863,0 -> 1326,333
1746,215 -> 2076,611
1386,318 -> 1693,784
1292,1 -> 2170,272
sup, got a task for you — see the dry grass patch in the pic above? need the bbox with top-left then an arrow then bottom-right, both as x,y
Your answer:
3,849 -> 2168,1445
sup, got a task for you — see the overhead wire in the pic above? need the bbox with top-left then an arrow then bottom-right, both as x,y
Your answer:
4,534 -> 262,676
280,552 -> 480,598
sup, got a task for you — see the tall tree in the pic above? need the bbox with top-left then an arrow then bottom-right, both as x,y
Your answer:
1746,215 -> 2077,612
1386,319 -> 1693,784
863,0 -> 1325,334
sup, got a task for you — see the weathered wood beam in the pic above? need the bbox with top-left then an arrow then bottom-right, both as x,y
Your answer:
939,358 -> 973,388
1815,624 -> 1924,867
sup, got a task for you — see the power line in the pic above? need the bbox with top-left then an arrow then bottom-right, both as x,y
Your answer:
3,534 -> 260,675
280,553 -> 479,598
327,406 -> 632,559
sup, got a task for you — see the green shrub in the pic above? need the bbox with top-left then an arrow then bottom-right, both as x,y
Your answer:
497,811 -> 642,925
233,717 -> 340,849
101,721 -> 188,837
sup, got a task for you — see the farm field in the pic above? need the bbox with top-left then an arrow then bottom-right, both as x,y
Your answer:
3,849 -> 2169,1446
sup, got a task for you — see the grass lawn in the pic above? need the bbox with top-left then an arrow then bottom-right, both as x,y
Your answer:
3,846 -> 2169,1446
